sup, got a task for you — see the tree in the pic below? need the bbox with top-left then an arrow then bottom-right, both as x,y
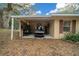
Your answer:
2,3 -> 12,28
11,3 -> 36,15
2,3 -> 36,29
0,9 -> 3,28
55,3 -> 79,14
9,3 -> 36,29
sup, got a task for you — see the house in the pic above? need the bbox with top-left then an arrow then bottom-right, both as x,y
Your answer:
10,14 -> 79,40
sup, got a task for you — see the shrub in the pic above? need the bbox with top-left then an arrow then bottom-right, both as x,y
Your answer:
63,33 -> 79,42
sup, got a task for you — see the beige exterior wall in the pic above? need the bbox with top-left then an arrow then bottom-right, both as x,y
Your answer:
76,20 -> 79,33
53,19 -> 60,39
49,20 -> 54,36
52,16 -> 79,39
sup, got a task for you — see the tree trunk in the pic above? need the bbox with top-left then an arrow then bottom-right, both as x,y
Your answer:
0,10 -> 3,28
7,3 -> 12,11
2,10 -> 11,29
2,3 -> 12,29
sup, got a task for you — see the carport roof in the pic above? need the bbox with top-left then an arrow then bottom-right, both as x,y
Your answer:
10,15 -> 51,18
10,14 -> 79,18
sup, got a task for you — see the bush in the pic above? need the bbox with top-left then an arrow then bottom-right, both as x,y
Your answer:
63,33 -> 79,42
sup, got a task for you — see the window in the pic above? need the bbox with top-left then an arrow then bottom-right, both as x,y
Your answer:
63,21 -> 71,32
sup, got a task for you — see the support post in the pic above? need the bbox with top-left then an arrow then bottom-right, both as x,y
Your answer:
19,20 -> 22,38
54,20 -> 59,39
11,17 -> 14,40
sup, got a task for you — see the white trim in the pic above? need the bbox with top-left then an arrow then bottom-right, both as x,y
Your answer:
11,17 -> 14,40
51,14 -> 79,16
10,15 -> 52,20
10,14 -> 79,18
19,20 -> 21,38
10,15 -> 51,18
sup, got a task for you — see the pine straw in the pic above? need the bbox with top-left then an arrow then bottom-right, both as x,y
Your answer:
0,29 -> 79,56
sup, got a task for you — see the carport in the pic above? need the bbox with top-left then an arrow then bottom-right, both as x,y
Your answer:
10,15 -> 54,40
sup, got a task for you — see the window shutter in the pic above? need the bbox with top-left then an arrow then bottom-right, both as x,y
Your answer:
59,20 -> 63,33
72,20 -> 76,33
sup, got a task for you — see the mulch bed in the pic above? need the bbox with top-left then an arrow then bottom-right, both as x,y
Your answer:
0,29 -> 79,56
0,39 -> 79,56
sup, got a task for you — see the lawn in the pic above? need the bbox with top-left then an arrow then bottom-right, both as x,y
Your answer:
0,29 -> 79,56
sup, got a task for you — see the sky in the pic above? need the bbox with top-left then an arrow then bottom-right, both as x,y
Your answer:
31,3 -> 68,15
32,3 -> 57,15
